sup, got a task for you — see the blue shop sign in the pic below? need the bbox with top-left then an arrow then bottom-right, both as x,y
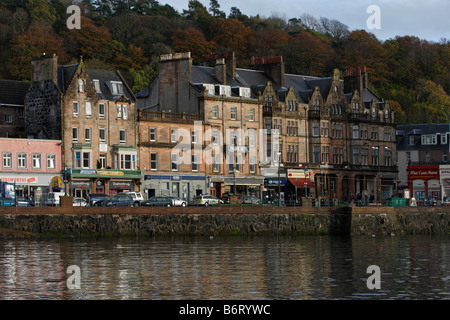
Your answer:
264,178 -> 286,186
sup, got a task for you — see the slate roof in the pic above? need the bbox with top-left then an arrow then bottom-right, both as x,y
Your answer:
0,79 -> 30,106
56,65 -> 135,101
396,123 -> 450,151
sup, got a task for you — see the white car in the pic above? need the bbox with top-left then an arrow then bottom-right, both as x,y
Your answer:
194,195 -> 223,206
73,197 -> 88,207
167,196 -> 188,207
123,191 -> 144,206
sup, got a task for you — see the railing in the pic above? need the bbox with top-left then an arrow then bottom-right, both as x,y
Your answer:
139,111 -> 203,122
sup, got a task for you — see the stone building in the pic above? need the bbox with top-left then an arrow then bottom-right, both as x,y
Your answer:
0,79 -> 30,138
25,54 -> 142,197
138,52 -> 398,203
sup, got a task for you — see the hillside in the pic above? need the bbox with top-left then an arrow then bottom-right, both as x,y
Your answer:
0,0 -> 448,124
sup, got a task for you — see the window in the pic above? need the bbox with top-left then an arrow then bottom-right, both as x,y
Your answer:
120,154 -> 135,170
213,154 -> 220,172
383,128 -> 391,142
372,107 -> 376,117
422,134 -> 437,145
47,154 -> 56,169
425,152 -> 430,163
99,103 -> 106,118
443,151 -> 448,163
192,130 -> 197,144
171,129 -> 177,143
73,127 -> 79,142
73,101 -> 79,117
85,128 -> 91,143
231,130 -> 238,146
117,104 -> 122,119
321,122 -> 329,137
360,125 -> 368,140
18,153 -> 27,169
211,105 -> 219,119
32,153 -> 41,169
192,154 -> 199,171
333,147 -> 343,164
249,108 -> 255,121
353,125 -> 359,139
75,152 -> 82,168
361,148 -> 368,165
385,149 -> 392,166
78,79 -> 85,92
372,148 -> 379,166
352,148 -> 360,165
19,109 -> 24,119
110,81 -> 123,95
119,130 -> 126,144
150,153 -> 157,170
313,146 -> 320,164
321,146 -> 329,163
5,114 -> 12,123
93,79 -> 101,93
250,155 -> 256,173
312,122 -> 319,137
442,133 -> 448,145
248,130 -> 256,147
273,119 -> 282,134
99,128 -> 106,143
212,129 -> 219,145
409,135 -> 415,145
150,128 -> 156,142
122,105 -> 128,120
171,153 -> 178,171
230,107 -> 237,120
86,102 -> 92,118
406,152 -> 411,163
82,152 -> 90,168
99,154 -> 106,169
3,152 -> 12,168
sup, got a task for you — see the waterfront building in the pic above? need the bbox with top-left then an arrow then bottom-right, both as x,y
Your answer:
0,79 -> 30,138
24,54 -> 142,197
396,123 -> 450,201
137,52 -> 398,202
0,138 -> 62,205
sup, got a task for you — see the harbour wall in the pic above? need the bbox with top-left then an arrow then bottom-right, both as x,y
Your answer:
0,206 -> 449,237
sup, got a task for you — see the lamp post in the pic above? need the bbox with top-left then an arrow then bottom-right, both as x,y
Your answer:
371,146 -> 380,204
304,167 -> 308,198
277,152 -> 282,207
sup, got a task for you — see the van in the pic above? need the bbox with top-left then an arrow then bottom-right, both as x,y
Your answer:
121,191 -> 144,206
46,192 -> 66,206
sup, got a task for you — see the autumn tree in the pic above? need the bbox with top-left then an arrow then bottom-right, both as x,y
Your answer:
171,27 -> 215,63
6,21 -> 67,80
210,18 -> 253,58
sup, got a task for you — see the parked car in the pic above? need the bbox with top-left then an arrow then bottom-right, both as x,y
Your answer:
241,196 -> 261,205
193,194 -> 223,206
16,196 -> 35,207
0,197 -> 15,206
121,191 -> 144,206
221,193 -> 230,204
88,194 -> 110,207
46,192 -> 66,206
103,195 -> 135,207
141,196 -> 186,207
73,197 -> 88,207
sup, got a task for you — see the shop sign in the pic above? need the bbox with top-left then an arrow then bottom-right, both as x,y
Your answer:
69,180 -> 91,189
109,181 -> 133,189
98,170 -> 124,176
0,176 -> 39,184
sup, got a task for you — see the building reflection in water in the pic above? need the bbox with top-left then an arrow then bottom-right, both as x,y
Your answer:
0,235 -> 449,300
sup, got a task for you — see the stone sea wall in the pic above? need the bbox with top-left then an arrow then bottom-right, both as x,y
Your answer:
0,206 -> 448,237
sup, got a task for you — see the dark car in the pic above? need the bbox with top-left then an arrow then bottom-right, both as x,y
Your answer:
241,196 -> 261,205
89,194 -> 110,206
0,197 -> 14,206
221,193 -> 230,204
141,196 -> 175,207
16,196 -> 35,207
103,195 -> 135,207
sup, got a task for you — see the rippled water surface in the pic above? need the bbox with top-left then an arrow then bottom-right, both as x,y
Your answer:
0,235 -> 449,300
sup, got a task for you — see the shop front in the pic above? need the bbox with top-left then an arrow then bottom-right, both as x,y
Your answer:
408,165 -> 440,202
439,165 -> 450,201
67,168 -> 142,196
0,172 -> 62,206
143,174 -> 206,201
223,177 -> 264,198
286,169 -> 315,200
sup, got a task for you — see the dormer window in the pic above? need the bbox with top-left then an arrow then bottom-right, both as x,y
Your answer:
109,81 -> 123,95
204,84 -> 215,96
422,134 -> 437,145
93,79 -> 101,93
239,87 -> 251,98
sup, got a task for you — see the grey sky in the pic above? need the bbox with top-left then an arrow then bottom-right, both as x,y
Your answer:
162,0 -> 450,42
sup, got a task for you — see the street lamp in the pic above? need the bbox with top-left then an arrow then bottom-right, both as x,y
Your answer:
304,167 -> 308,198
371,146 -> 380,204
277,152 -> 282,207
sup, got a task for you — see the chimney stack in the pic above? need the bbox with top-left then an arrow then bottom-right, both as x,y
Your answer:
201,52 -> 236,80
343,66 -> 368,94
214,58 -> 226,84
250,56 -> 285,88
31,53 -> 58,83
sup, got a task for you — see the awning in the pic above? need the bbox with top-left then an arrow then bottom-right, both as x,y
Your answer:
288,178 -> 315,189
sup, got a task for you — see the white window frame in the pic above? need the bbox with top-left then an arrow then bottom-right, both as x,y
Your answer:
150,128 -> 156,142
18,153 -> 27,169
171,129 -> 177,143
150,153 -> 158,171
73,101 -> 79,117
73,127 -> 79,142
192,154 -> 199,171
86,101 -> 92,118
3,152 -> 12,168
171,153 -> 178,171
230,107 -> 237,120
99,103 -> 106,118
99,128 -> 106,143
85,128 -> 91,143
47,154 -> 56,169
119,130 -> 126,144
32,153 -> 41,169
